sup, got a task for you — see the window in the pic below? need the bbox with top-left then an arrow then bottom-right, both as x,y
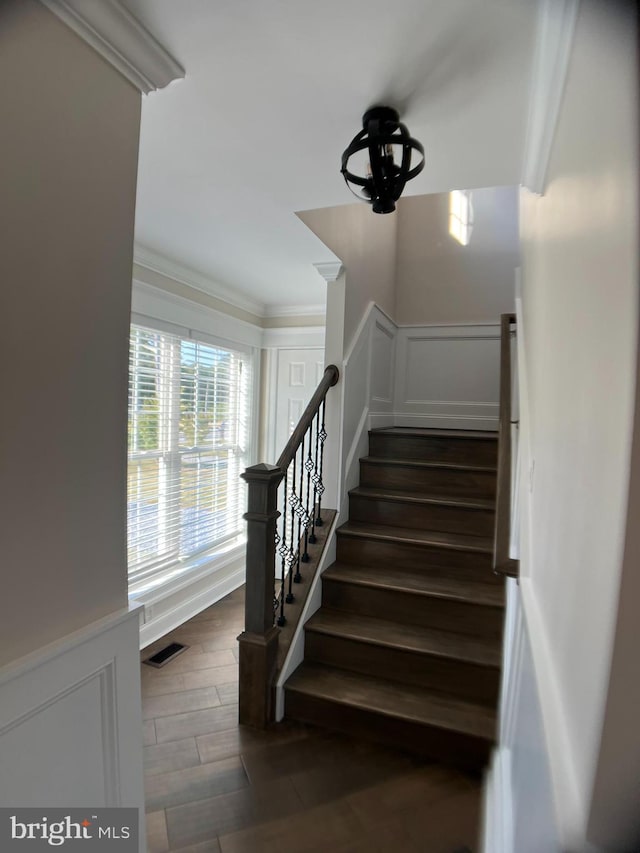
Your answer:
127,323 -> 253,585
449,189 -> 474,246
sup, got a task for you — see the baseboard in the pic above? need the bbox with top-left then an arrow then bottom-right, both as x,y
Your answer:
482,747 -> 514,853
138,562 -> 245,649
393,412 -> 499,431
369,411 -> 395,430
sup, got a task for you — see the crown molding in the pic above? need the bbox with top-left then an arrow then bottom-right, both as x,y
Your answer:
313,261 -> 344,283
133,245 -> 267,317
39,0 -> 185,94
263,304 -> 325,319
521,0 -> 580,194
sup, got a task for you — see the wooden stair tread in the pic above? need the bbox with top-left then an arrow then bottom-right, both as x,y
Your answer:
370,427 -> 498,441
323,561 -> 505,607
361,455 -> 497,473
350,486 -> 494,511
338,520 -> 493,553
306,608 -> 501,667
286,662 -> 496,741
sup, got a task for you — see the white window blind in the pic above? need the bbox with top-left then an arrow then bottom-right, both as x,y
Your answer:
127,323 -> 252,582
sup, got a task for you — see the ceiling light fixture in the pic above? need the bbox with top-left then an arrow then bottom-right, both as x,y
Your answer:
340,106 -> 425,214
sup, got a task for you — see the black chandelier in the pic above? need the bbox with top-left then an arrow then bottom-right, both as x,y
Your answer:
340,106 -> 425,214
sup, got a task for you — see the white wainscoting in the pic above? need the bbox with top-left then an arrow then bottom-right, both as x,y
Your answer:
394,325 -> 500,430
482,581 -> 560,853
0,607 -> 146,847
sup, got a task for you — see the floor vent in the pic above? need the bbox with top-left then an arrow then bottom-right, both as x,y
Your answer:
144,642 -> 188,668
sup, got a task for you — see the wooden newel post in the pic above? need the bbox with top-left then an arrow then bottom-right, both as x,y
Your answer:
238,463 -> 283,728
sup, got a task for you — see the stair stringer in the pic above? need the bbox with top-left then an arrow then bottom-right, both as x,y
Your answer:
275,302 -> 396,719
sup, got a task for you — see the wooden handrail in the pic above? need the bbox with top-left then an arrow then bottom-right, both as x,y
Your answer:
493,313 -> 519,578
277,365 -> 339,470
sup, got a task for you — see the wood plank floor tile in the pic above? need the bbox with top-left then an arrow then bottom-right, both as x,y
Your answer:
288,748 -> 414,810
333,821 -> 423,853
143,686 -> 221,720
200,635 -> 241,653
155,703 -> 238,744
196,722 -> 309,766
140,672 -> 187,697
345,764 -> 470,825
156,649 -> 236,674
182,665 -> 239,691
169,840 -> 221,853
144,755 -> 248,812
141,586 -> 483,853
402,787 -> 481,852
216,681 -> 238,706
167,777 -> 303,849
167,788 -> 251,847
217,799 -> 365,853
144,737 -> 201,777
143,719 -> 157,746
145,810 -> 169,853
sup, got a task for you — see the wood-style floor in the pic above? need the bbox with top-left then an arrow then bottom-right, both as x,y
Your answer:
141,586 -> 482,853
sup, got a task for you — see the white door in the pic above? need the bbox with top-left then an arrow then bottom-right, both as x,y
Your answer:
274,348 -> 324,460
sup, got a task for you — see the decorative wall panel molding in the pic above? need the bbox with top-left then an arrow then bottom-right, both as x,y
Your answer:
371,320 -> 396,406
0,607 -> 145,841
394,325 -> 501,430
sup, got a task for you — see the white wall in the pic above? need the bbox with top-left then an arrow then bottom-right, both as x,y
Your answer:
0,0 -> 147,835
0,0 -> 140,665
517,1 -> 639,849
395,187 -> 520,325
297,204 -> 397,352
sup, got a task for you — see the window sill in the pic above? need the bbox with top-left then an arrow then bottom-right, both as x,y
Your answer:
128,535 -> 246,607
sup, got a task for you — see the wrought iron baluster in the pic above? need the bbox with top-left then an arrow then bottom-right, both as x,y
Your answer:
282,459 -> 296,604
302,424 -> 314,561
287,452 -> 298,588
315,398 -> 327,527
293,432 -> 305,583
309,410 -> 320,544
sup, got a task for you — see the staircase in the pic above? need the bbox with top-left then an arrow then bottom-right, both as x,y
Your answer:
283,427 -> 504,770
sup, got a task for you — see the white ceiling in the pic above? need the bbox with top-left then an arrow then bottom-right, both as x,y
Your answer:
123,0 -> 538,312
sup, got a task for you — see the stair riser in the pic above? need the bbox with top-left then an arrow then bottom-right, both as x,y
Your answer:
322,579 -> 504,639
360,460 -> 497,500
349,494 -> 495,537
284,690 -> 492,771
368,434 -> 498,466
337,533 -> 500,583
305,632 -> 500,705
